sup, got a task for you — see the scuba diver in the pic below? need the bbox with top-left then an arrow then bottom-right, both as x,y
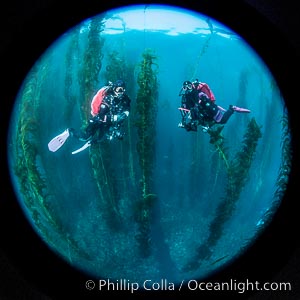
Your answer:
178,79 -> 250,132
48,80 -> 131,154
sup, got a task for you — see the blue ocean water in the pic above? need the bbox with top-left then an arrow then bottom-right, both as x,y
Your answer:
7,5 -> 290,286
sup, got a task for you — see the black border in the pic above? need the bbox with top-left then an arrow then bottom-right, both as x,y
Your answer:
1,1 -> 299,299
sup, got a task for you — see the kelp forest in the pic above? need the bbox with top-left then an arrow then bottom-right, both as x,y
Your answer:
9,12 -> 291,284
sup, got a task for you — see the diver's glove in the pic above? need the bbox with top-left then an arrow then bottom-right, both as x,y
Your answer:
90,115 -> 102,123
112,111 -> 129,123
90,113 -> 108,123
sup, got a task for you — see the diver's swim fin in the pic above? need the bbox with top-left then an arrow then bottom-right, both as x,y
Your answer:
231,106 -> 251,113
48,129 -> 70,152
71,141 -> 91,155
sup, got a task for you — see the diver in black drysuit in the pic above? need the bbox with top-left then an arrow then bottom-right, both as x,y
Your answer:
69,80 -> 131,143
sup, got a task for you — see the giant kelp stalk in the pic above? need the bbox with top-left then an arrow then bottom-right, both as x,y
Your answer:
64,27 -> 80,123
189,18 -> 213,80
210,118 -> 262,241
208,126 -> 230,170
104,50 -> 128,83
13,61 -> 89,263
206,126 -> 230,197
88,49 -> 128,225
78,17 -> 105,125
253,80 -> 281,201
257,111 -> 292,230
104,50 -> 136,196
208,71 -> 250,193
183,118 -> 262,272
79,17 -> 123,228
14,64 -> 52,225
134,49 -> 158,257
273,112 -> 292,204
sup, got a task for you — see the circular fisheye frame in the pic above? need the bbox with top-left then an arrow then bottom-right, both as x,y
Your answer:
7,4 -> 292,288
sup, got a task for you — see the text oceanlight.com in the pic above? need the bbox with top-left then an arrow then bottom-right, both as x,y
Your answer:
85,278 -> 292,294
